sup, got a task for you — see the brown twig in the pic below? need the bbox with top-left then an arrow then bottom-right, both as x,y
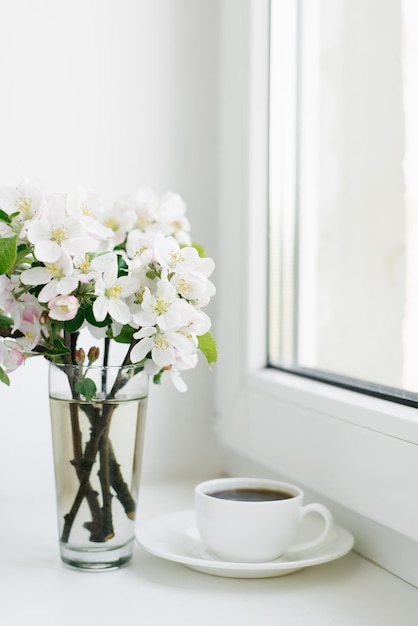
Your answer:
60,341 -> 138,543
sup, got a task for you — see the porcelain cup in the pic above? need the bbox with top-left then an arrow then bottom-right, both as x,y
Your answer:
195,477 -> 334,563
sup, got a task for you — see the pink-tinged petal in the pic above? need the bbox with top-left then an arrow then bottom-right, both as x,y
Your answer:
48,295 -> 79,321
130,337 -> 154,363
93,296 -> 109,322
9,348 -> 24,368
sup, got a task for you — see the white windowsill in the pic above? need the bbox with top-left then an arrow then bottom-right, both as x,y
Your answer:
1,478 -> 418,625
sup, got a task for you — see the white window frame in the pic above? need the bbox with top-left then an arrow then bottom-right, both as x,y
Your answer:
215,0 -> 418,587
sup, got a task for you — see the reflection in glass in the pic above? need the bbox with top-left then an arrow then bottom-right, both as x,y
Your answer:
269,0 -> 418,398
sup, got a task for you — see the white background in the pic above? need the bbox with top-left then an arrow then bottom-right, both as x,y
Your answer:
0,0 -> 221,489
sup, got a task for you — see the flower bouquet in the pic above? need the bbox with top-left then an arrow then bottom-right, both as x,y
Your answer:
0,179 -> 216,569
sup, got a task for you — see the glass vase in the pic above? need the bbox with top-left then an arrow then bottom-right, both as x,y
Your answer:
49,362 -> 148,571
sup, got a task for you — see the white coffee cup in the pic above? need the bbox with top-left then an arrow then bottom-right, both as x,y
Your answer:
195,477 -> 334,563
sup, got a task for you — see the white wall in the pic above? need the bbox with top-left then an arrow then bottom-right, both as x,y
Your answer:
0,0 -> 221,490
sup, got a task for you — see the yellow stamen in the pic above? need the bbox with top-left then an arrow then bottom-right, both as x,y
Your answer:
134,245 -> 148,257
104,217 -> 119,232
105,285 -> 123,299
77,255 -> 92,273
81,202 -> 95,218
136,213 -> 152,229
50,226 -> 67,243
152,297 -> 171,315
154,335 -> 170,350
15,196 -> 33,218
134,287 -> 145,304
169,251 -> 184,265
177,278 -> 190,294
46,263 -> 61,277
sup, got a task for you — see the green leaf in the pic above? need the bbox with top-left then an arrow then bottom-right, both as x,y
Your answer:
0,235 -> 17,274
153,370 -> 163,385
197,331 -> 217,366
113,325 -> 136,344
190,241 -> 207,257
64,306 -> 85,333
15,243 -> 32,264
117,255 -> 129,276
0,209 -> 11,223
0,314 -> 13,328
0,367 -> 10,386
75,377 -> 97,401
44,338 -> 71,356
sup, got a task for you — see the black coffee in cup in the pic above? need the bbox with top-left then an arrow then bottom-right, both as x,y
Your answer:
209,487 -> 293,502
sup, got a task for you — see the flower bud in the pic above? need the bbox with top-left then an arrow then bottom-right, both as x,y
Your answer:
87,346 -> 100,365
74,348 -> 86,365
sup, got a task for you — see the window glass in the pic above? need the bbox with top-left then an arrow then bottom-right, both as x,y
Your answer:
269,0 -> 418,399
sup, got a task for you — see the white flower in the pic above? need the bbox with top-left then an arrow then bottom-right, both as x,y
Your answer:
132,273 -> 192,331
21,252 -> 78,302
27,194 -> 92,263
0,340 -> 24,372
130,326 -> 196,369
153,191 -> 191,245
0,179 -> 216,385
72,254 -> 98,283
153,233 -> 200,274
122,188 -> 159,231
170,270 -> 216,307
13,317 -> 42,351
66,185 -> 114,245
126,230 -> 156,268
178,306 -> 212,336
95,199 -> 136,248
93,256 -> 140,325
0,178 -> 45,236
0,276 -> 43,331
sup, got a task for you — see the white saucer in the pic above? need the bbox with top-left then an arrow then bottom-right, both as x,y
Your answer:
136,509 -> 354,578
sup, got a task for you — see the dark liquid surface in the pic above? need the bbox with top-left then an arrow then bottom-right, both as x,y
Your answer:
209,487 -> 293,502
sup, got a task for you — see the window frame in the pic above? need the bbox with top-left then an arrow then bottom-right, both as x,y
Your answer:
215,0 -> 418,586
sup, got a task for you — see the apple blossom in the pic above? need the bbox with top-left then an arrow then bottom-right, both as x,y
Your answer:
0,179 -> 216,388
21,251 -> 78,302
93,256 -> 140,325
48,295 -> 79,321
27,194 -> 94,263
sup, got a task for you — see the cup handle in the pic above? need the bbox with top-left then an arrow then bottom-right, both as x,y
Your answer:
290,503 -> 334,553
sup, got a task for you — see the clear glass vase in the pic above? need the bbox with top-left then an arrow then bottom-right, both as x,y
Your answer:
49,362 -> 148,571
